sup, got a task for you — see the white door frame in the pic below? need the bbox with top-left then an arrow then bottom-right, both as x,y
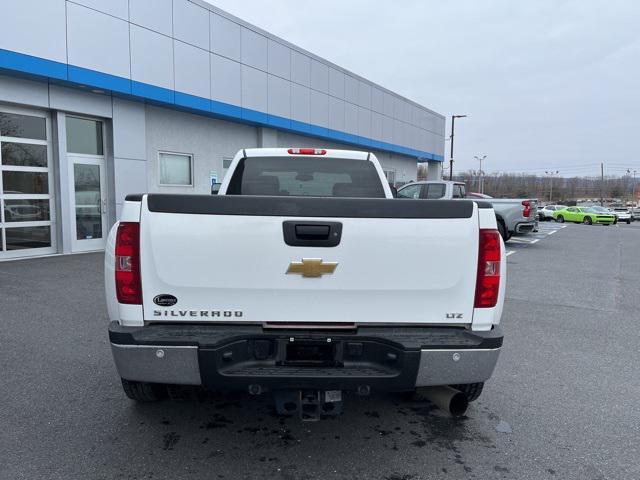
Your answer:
68,153 -> 107,252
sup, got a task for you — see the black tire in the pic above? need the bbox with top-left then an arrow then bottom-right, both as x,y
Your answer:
627,220 -> 631,224
497,221 -> 508,242
556,215 -> 564,223
121,378 -> 165,402
450,382 -> 484,402
583,216 -> 592,225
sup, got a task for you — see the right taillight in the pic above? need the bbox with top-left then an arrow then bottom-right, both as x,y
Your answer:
522,200 -> 531,217
474,229 -> 501,308
115,222 -> 142,304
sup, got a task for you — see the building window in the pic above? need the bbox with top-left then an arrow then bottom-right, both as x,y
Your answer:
158,152 -> 193,186
66,117 -> 103,155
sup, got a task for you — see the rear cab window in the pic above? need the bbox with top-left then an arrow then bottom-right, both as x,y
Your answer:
452,184 -> 466,198
226,156 -> 385,198
397,184 -> 420,198
424,184 -> 446,199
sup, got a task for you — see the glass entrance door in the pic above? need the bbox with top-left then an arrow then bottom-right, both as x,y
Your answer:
0,106 -> 56,259
69,156 -> 107,252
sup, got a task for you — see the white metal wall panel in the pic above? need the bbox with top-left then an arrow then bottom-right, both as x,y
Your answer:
72,0 -> 128,20
345,75 -> 359,105
291,83 -> 310,124
241,65 -> 267,112
267,74 -> 290,119
241,28 -> 268,71
114,158 -> 148,204
173,0 -> 209,50
357,81 -> 371,109
211,54 -> 241,105
268,40 -> 290,80
328,67 -> 345,100
112,98 -> 147,160
67,3 -> 130,78
310,59 -> 329,93
49,84 -> 112,117
129,0 -> 173,36
344,102 -> 358,135
130,25 -> 174,90
174,40 -> 210,98
291,51 -> 311,87
393,119 -> 405,146
0,74 -> 49,108
357,106 -> 371,138
309,90 -> 329,128
328,97 -> 345,132
383,115 -> 394,143
371,111 -> 384,141
371,87 -> 384,114
210,13 -> 241,61
0,0 -> 66,63
383,91 -> 395,118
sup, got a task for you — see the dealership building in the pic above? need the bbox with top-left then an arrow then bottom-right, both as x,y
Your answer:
0,0 -> 445,260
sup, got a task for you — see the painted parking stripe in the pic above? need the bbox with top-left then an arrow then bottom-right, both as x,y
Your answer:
506,250 -> 516,257
507,237 -> 538,244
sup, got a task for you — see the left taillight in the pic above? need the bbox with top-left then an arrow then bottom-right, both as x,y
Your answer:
522,200 -> 531,217
474,229 -> 501,308
115,222 -> 141,304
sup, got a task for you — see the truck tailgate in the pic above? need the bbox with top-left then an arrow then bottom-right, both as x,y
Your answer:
138,195 -> 479,326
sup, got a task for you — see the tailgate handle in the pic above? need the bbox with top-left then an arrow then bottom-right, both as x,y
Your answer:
295,224 -> 330,239
283,221 -> 342,247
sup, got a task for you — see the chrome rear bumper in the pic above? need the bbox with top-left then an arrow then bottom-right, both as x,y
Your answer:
110,322 -> 502,390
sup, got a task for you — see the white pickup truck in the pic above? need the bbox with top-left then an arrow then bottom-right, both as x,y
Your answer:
106,148 -> 505,419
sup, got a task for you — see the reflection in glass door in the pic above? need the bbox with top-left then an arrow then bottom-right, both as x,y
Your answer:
69,156 -> 107,252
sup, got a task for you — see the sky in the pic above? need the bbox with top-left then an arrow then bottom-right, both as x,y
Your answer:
205,0 -> 640,178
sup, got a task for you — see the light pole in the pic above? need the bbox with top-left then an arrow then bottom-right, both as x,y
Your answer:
545,170 -> 559,202
474,155 -> 487,194
627,169 -> 638,204
448,115 -> 467,181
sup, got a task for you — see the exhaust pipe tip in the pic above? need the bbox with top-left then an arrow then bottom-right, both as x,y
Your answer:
416,386 -> 469,417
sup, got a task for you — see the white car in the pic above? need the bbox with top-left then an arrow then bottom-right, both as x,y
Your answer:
105,148 -> 506,418
538,205 -> 567,221
611,207 -> 632,224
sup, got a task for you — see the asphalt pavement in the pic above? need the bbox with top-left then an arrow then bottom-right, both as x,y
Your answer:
1,222 -> 639,479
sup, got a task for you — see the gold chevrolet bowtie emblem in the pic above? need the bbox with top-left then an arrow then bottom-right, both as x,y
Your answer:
286,258 -> 338,278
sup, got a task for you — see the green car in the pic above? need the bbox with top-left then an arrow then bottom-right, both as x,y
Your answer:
553,206 -> 616,225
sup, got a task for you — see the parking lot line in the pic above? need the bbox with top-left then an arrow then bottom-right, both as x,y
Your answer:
507,237 -> 538,244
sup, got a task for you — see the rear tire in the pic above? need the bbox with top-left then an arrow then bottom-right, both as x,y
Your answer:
121,378 -> 165,402
450,382 -> 484,402
556,215 -> 564,223
497,221 -> 508,242
583,217 -> 592,225
627,220 -> 631,224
